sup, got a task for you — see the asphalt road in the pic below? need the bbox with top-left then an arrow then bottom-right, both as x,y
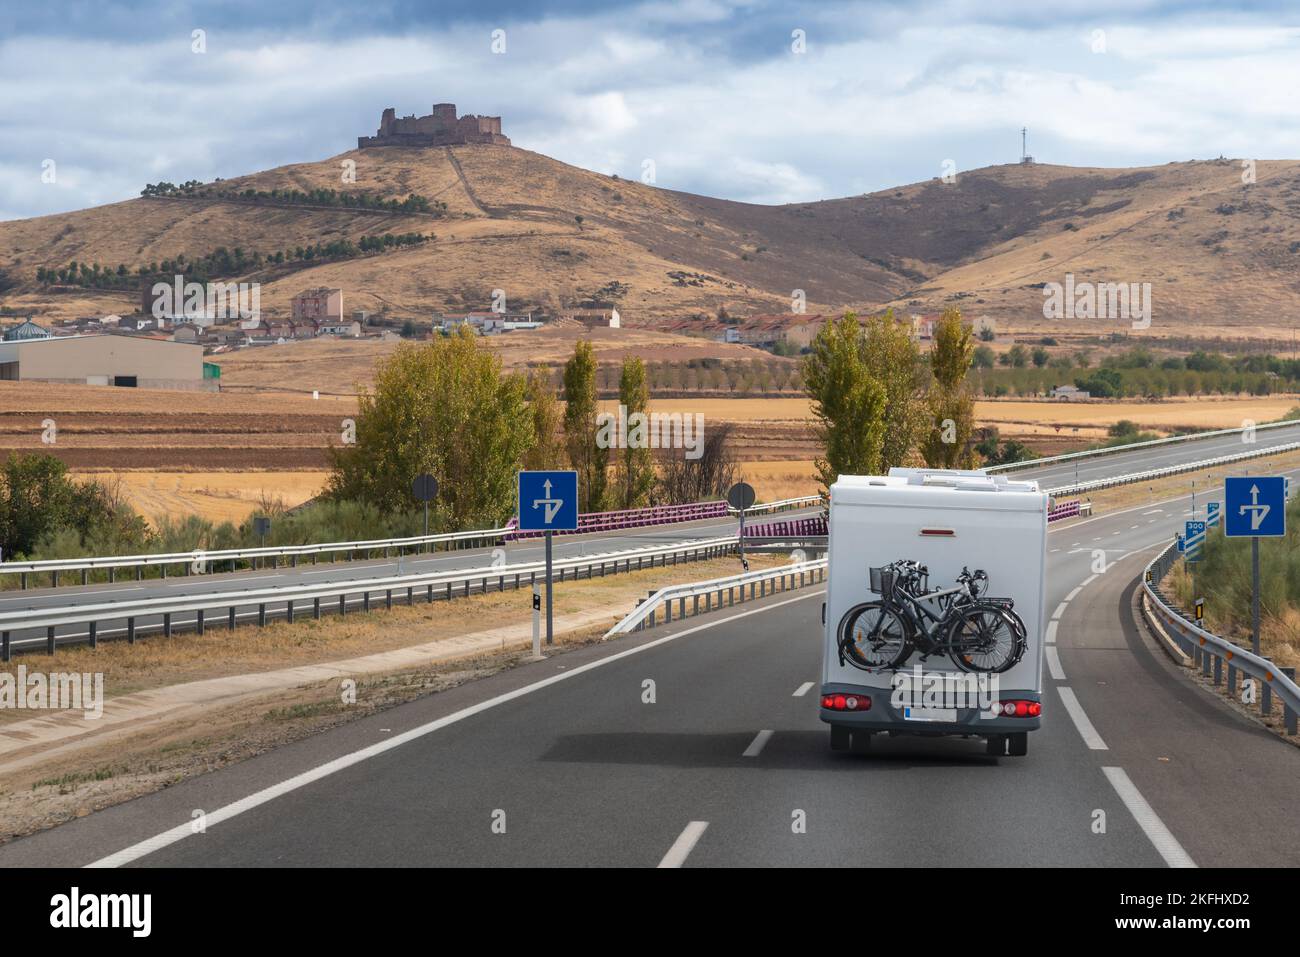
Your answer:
1008,420 -> 1300,490
4,475 -> 1297,867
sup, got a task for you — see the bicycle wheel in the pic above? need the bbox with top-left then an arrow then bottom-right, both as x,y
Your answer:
838,601 -> 911,671
947,605 -> 1025,673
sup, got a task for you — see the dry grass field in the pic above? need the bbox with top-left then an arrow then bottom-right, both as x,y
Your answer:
3,376 -> 1294,523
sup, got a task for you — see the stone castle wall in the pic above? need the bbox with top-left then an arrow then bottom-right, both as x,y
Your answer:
358,103 -> 510,148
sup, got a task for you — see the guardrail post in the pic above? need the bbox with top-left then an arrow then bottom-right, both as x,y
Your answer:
1201,646 -> 1210,676
385,589 -> 392,610
427,584 -> 434,603
1227,662 -> 1236,695
163,613 -> 172,638
314,597 -> 321,620
1261,667 -> 1273,716
286,601 -> 294,624
136,566 -> 143,581
1213,654 -> 1222,686
693,595 -> 700,615
447,583 -> 453,601
363,592 -> 371,612
339,595 -> 346,617
679,597 -> 686,618
2,631 -> 9,662
20,572 -> 26,590
128,618 -> 136,643
161,564 -> 167,580
109,568 -> 115,583
87,621 -> 96,648
46,625 -> 55,655
81,569 -> 87,586
258,604 -> 266,627
1282,668 -> 1297,735
52,570 -> 58,588
229,607 -> 236,630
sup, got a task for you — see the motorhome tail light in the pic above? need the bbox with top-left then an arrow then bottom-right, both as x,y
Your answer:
822,693 -> 872,712
999,699 -> 1041,718
919,528 -> 955,537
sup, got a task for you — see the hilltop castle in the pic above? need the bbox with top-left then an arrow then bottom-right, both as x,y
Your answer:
358,103 -> 510,148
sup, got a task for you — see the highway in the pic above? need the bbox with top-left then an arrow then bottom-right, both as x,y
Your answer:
1005,419 -> 1300,489
3,478 -> 1298,867
0,513 -> 797,651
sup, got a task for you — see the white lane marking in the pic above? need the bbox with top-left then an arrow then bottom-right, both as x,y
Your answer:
1070,542 -> 1080,547
792,682 -> 814,697
1057,687 -> 1108,750
1051,602 -> 1068,620
1080,575 -> 1098,587
1141,509 -> 1163,515
1045,646 -> 1066,680
658,821 -> 709,868
1102,767 -> 1197,868
0,586 -> 146,604
1064,586 -> 1082,602
1130,524 -> 1140,530
1049,548 -> 1060,553
1045,620 -> 1058,644
87,588 -> 825,868
743,730 -> 774,757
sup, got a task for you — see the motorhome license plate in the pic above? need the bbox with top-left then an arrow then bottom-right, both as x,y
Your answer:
903,706 -> 957,722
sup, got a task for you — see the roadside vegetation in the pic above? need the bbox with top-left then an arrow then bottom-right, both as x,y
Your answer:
802,307 -> 978,491
1170,494 -> 1300,670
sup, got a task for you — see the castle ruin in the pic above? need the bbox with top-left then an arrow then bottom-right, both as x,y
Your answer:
358,103 -> 510,148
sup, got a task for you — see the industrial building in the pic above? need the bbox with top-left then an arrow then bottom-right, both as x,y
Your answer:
0,334 -> 214,391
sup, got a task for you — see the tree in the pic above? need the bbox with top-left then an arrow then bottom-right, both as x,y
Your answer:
563,340 -> 608,511
922,307 -> 977,468
657,424 -> 737,504
803,312 -> 886,491
972,345 -> 996,369
862,310 -> 927,469
1031,346 -> 1049,368
1002,344 -> 1028,367
325,328 -> 532,529
522,367 -> 566,471
613,356 -> 655,509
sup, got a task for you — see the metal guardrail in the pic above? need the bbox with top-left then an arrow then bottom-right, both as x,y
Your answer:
604,557 -> 828,638
1,495 -> 824,589
1142,540 -> 1299,734
1045,442 -> 1300,498
731,494 -> 823,515
0,536 -> 741,659
0,526 -> 512,589
988,417 -> 1300,474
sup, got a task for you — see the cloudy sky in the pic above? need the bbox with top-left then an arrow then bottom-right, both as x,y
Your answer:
3,0 -> 1299,221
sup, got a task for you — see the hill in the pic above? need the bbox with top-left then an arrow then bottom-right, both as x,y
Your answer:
2,143 -> 1299,340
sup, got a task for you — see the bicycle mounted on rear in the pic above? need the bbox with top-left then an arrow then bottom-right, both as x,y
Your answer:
836,560 -> 1027,674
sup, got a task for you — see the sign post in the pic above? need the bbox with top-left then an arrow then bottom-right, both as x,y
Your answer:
411,474 -> 439,545
728,482 -> 757,571
518,471 -> 578,646
1225,476 -> 1286,655
253,516 -> 271,569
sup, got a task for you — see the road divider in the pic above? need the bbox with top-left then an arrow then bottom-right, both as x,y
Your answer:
0,536 -> 741,660
604,557 -> 828,638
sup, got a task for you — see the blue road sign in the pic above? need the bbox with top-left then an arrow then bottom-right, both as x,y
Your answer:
518,470 -> 578,532
1176,533 -> 1184,553
1224,476 -> 1286,538
1206,501 -> 1220,528
1184,520 -> 1206,561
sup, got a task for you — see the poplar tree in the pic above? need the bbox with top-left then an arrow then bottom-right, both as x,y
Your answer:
803,312 -> 886,492
523,366 -> 567,471
563,340 -> 608,511
614,355 -> 655,508
922,307 -> 977,468
862,308 -> 927,469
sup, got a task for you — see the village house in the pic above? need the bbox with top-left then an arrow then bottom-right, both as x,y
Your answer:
319,320 -> 362,338
291,288 -> 344,325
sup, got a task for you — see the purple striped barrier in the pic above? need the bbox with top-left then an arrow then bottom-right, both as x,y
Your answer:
1047,500 -> 1081,523
505,500 -> 729,540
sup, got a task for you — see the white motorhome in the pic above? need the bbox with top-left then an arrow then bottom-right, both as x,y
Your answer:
821,468 -> 1048,756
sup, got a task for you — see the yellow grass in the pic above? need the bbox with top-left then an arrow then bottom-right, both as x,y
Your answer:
78,470 -> 330,525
